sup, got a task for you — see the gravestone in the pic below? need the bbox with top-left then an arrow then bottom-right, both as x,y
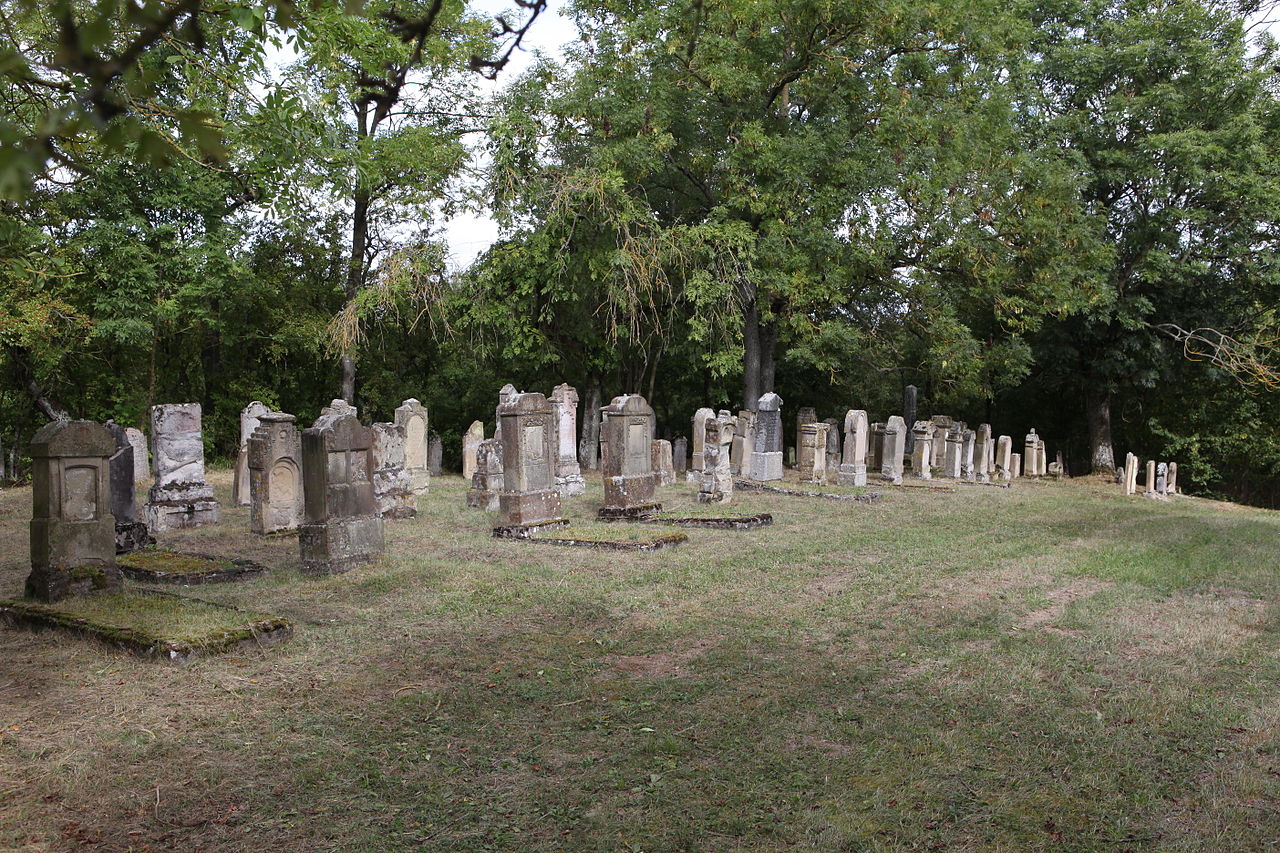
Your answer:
1168,462 -> 1178,494
249,412 -> 303,534
930,416 -> 954,474
699,411 -> 735,504
673,436 -> 688,475
27,420 -> 123,601
880,417 -> 907,485
823,417 -> 841,474
144,403 -> 219,532
868,423 -> 886,473
1037,441 -> 1048,479
233,401 -> 272,507
651,439 -> 676,487
836,410 -> 869,487
689,407 -> 715,481
798,421 -> 830,483
494,383 -> 518,442
395,398 -> 430,495
466,440 -> 503,511
942,428 -> 963,479
321,399 -> 357,418
1124,453 -> 1138,495
795,407 -> 817,461
1024,430 -> 1041,477
961,429 -> 976,482
427,432 -> 443,476
975,425 -> 993,483
600,395 -> 660,518
903,385 -> 918,452
731,410 -> 757,476
1145,459 -> 1156,493
748,392 -> 784,481
496,391 -> 565,531
105,422 -> 151,553
910,421 -> 933,480
550,384 -> 586,497
1011,452 -> 1023,479
462,420 -> 484,481
372,422 -> 416,519
299,412 -> 384,574
996,436 -> 1013,480
126,427 -> 148,482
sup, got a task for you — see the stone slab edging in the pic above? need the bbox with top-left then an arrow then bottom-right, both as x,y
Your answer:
606,512 -> 774,531
116,550 -> 270,585
734,481 -> 885,502
520,532 -> 689,552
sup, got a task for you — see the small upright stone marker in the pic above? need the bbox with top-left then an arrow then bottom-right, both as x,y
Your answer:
731,410 -> 757,475
145,403 -> 219,532
868,422 -> 886,474
462,420 -> 484,481
961,429 -> 976,482
126,427 -> 148,482
823,417 -> 841,474
673,436 -> 688,475
372,422 -> 416,519
996,436 -> 1013,480
930,416 -> 954,474
427,432 -> 443,476
880,416 -> 907,485
1024,430 -> 1041,477
299,412 -> 384,575
550,384 -> 586,497
837,410 -> 869,487
495,392 -> 566,534
748,393 -> 784,481
395,398 -> 430,495
600,395 -> 660,518
903,385 -> 918,452
910,421 -> 934,480
795,407 -> 817,458
466,440 -> 503,511
699,411 -> 735,504
27,420 -> 123,601
105,421 -> 151,553
798,421 -> 830,483
249,412 -> 303,535
651,439 -> 676,487
1168,462 -> 1178,494
1156,462 -> 1168,495
233,401 -> 272,507
689,408 -> 715,482
1011,452 -> 1023,479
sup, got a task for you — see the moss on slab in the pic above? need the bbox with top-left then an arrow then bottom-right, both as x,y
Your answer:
117,549 -> 268,584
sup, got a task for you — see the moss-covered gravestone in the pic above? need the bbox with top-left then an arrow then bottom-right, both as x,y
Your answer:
599,395 -> 660,519
299,412 -> 384,575
27,420 -> 124,601
494,391 -> 566,536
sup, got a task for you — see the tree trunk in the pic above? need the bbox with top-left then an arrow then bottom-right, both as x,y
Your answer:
580,384 -> 602,470
1086,390 -> 1116,473
341,106 -> 372,405
7,346 -> 71,421
760,317 -> 778,394
742,295 -> 761,409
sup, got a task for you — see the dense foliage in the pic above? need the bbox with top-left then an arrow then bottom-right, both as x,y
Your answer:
0,0 -> 1278,504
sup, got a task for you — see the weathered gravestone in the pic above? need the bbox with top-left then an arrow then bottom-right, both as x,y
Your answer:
1024,430 -> 1042,477
1011,452 -> 1023,479
688,407 -> 715,482
880,416 -> 907,485
748,392 -> 784,481
795,407 -> 817,462
395,398 -> 430,495
673,436 -> 688,475
494,384 -> 518,442
126,427 -> 148,483
550,384 -> 586,497
248,412 -> 303,534
996,435 -> 1013,480
145,403 -> 219,532
961,429 -> 976,482
427,432 -> 443,476
868,422 -> 885,474
1145,459 -> 1156,493
27,420 -> 123,601
1123,453 -> 1138,495
233,401 -> 272,507
903,385 -> 918,452
1168,462 -> 1178,494
462,421 -> 484,481
836,410 -> 869,487
651,439 -> 676,487
105,421 -> 151,553
321,399 -> 357,418
910,421 -> 933,480
299,412 -> 384,575
1037,441 -> 1048,479
731,410 -> 757,476
495,392 -> 566,534
699,411 -> 735,504
466,440 -> 503,511
823,417 -> 841,474
942,427 -> 963,479
372,422 -> 416,519
798,421 -> 830,483
974,425 -> 993,483
930,416 -> 954,474
599,395 -> 660,518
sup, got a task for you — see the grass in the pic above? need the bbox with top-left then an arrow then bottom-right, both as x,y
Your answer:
0,468 -> 1278,850
118,550 -> 236,576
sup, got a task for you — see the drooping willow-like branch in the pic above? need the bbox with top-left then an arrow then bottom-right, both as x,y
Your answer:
1153,322 -> 1280,389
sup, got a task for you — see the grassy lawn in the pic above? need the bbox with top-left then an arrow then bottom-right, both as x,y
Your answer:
1,468 -> 1278,851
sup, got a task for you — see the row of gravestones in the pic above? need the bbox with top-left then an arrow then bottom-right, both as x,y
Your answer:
1121,455 -> 1179,497
24,398 -> 438,601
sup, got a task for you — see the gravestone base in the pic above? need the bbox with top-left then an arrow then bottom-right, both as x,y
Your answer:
492,518 -> 570,540
748,452 -> 783,481
499,488 -> 563,526
465,486 -> 500,511
114,522 -> 154,554
29,516 -> 123,601
299,516 -> 385,575
603,473 -> 656,509
144,498 -> 220,532
879,470 -> 904,486
685,470 -> 701,484
556,473 -> 586,497
836,465 -> 867,487
598,502 -> 661,520
25,563 -> 124,602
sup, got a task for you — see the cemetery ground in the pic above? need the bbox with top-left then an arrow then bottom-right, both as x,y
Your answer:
1,473 -> 1279,852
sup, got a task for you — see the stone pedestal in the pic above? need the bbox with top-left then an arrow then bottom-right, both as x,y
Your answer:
249,412 -> 303,534
144,403 -> 219,532
551,384 -> 586,497
27,420 -> 123,601
395,398 -> 430,495
299,412 -> 384,575
798,422 -> 829,483
600,394 -> 659,518
837,409 -> 868,487
910,421 -> 933,480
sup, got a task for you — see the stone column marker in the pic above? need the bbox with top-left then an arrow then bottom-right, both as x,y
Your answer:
880,416 -> 906,485
837,410 -> 869,487
125,427 -> 148,483
462,420 -> 484,481
748,392 -> 783,481
551,384 -> 586,497
233,401 -> 271,507
144,403 -> 219,532
910,421 -> 934,480
689,407 -> 715,482
699,411 -> 735,503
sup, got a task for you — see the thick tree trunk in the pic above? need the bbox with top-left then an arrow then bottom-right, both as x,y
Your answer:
580,384 -> 602,470
1086,390 -> 1116,473
7,346 -> 71,421
760,318 -> 778,394
742,297 -> 761,409
341,107 -> 372,405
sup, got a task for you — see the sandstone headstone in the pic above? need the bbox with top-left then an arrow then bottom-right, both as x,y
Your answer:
550,384 -> 586,497
673,436 -> 688,474
903,385 -> 918,452
689,407 -> 715,481
145,403 -> 219,532
126,427 -> 148,483
869,422 -> 886,473
249,412 -> 303,534
427,432 -> 443,476
1124,452 -> 1138,495
105,421 -> 151,553
795,407 -> 817,460
372,422 -> 416,519
466,439 -> 503,511
961,429 -> 976,482
1024,430 -> 1041,477
1037,441 -> 1048,478
395,398 -> 430,495
798,421 -> 830,483
27,420 -> 123,601
731,410 -> 757,476
462,420 -> 484,481
233,401 -> 271,507
1011,452 -> 1022,479
975,425 -> 993,483
1146,459 -> 1156,493
823,417 -> 841,474
299,412 -> 384,574
497,392 -> 564,530
651,439 -> 675,487
699,411 -> 735,504
748,392 -> 783,481
881,416 -> 907,485
321,399 -> 357,418
911,421 -> 934,480
1168,462 -> 1178,494
837,410 -> 869,487
494,383 -> 518,443
930,416 -> 954,474
600,395 -> 659,517
996,435 -> 1013,480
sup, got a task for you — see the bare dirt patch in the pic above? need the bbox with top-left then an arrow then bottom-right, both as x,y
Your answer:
598,638 -> 718,679
1108,587 -> 1269,659
1015,577 -> 1113,632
